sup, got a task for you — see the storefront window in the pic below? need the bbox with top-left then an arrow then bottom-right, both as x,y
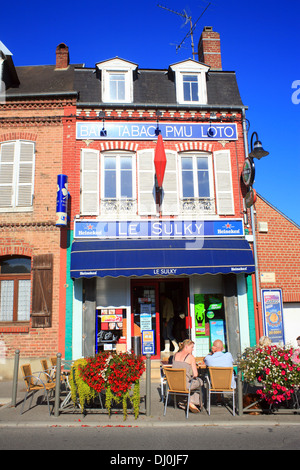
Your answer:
0,256 -> 31,322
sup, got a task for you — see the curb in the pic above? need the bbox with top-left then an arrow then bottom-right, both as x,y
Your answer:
1,417 -> 300,428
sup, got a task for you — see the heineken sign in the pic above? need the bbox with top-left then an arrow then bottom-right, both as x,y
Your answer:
242,158 -> 255,186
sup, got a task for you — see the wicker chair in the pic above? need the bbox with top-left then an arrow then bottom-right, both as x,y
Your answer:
163,367 -> 200,419
20,363 -> 56,415
206,366 -> 236,416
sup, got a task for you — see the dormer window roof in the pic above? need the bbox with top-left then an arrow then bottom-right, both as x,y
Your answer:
170,59 -> 209,105
96,57 -> 137,104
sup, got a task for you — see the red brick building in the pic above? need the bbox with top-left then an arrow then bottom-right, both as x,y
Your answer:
67,27 -> 256,362
253,194 -> 300,347
0,43 -> 77,377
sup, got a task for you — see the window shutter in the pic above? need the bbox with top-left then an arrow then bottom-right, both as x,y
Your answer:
31,254 -> 53,328
137,150 -> 156,215
17,141 -> 35,207
161,150 -> 179,215
214,149 -> 235,215
81,149 -> 99,215
0,142 -> 15,207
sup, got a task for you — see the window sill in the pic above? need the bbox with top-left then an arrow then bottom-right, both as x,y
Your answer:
0,323 -> 30,333
0,207 -> 33,213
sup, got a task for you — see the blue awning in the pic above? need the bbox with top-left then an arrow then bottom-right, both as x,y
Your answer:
70,237 -> 255,279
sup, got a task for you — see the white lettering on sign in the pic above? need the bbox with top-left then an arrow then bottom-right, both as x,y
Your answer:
76,122 -> 238,140
154,268 -> 177,275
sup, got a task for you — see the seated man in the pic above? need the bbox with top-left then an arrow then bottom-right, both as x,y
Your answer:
204,339 -> 236,389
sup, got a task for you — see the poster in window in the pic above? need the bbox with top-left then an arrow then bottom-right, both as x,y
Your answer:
262,289 -> 285,344
194,294 -> 224,338
209,319 -> 226,350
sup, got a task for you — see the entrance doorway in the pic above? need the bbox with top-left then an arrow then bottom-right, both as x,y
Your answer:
131,278 -> 190,359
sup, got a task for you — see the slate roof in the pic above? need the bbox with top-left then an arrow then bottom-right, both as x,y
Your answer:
5,65 -> 80,97
5,62 -> 245,108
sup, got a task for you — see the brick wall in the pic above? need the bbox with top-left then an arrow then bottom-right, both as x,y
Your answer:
0,100 -> 67,361
254,195 -> 300,302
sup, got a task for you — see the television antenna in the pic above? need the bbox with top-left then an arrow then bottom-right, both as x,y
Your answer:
157,3 -> 211,60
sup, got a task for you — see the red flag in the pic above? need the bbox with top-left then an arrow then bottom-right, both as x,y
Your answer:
154,134 -> 167,188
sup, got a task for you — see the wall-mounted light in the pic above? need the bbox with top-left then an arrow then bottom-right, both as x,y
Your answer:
208,111 -> 217,137
155,110 -> 162,136
99,111 -> 107,137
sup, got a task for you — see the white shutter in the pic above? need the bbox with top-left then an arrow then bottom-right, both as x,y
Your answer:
214,149 -> 235,215
17,141 -> 34,207
81,149 -> 99,215
137,149 -> 156,215
0,142 -> 15,207
161,150 -> 179,215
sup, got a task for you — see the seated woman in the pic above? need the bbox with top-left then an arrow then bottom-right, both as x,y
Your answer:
172,339 -> 203,413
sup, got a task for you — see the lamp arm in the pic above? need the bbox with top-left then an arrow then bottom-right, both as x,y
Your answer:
250,132 -> 258,151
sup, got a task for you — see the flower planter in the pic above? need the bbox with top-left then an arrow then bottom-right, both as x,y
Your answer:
69,352 -> 145,420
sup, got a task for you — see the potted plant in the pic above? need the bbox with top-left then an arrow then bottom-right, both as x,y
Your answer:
240,344 -> 300,406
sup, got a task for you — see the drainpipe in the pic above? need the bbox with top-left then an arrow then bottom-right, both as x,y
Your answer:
241,108 -> 263,341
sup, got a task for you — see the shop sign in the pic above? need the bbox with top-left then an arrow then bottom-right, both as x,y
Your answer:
76,121 -> 238,141
262,289 -> 285,344
74,219 -> 244,239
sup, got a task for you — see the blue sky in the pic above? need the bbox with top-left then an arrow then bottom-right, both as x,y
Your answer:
1,0 -> 300,225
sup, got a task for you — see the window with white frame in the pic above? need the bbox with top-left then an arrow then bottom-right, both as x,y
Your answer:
0,140 -> 35,211
183,74 -> 199,102
102,153 -> 135,199
101,152 -> 136,216
109,73 -> 126,101
179,153 -> 215,214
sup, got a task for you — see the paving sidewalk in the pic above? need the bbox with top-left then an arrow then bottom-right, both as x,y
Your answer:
0,378 -> 300,428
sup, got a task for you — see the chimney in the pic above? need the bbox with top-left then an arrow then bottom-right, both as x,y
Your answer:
198,26 -> 222,70
55,43 -> 69,69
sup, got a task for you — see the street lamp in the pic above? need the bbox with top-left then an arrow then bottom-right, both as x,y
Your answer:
249,132 -> 269,160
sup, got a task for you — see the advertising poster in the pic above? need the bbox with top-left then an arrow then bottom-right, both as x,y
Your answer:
194,294 -> 206,336
209,319 -> 226,349
194,294 -> 224,338
262,289 -> 285,344
142,330 -> 155,355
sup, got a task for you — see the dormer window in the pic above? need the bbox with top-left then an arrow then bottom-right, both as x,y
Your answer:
96,58 -> 137,104
170,60 -> 209,105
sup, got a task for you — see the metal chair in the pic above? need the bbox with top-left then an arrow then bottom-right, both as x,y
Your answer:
163,367 -> 197,419
160,363 -> 171,403
206,366 -> 236,416
20,363 -> 56,415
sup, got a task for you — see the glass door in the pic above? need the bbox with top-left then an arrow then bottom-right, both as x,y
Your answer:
131,281 -> 160,359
